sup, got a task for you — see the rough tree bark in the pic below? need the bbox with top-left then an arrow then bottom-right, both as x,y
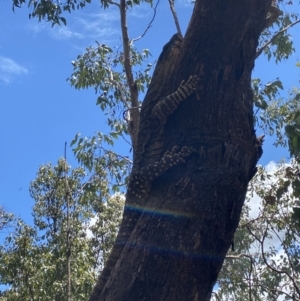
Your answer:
90,0 -> 271,300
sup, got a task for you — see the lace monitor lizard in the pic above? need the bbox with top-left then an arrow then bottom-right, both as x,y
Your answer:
89,33 -> 199,301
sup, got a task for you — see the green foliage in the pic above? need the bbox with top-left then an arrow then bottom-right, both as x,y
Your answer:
69,44 -> 115,92
259,10 -> 298,63
284,93 -> 300,159
0,207 -> 15,231
68,43 -> 152,140
89,193 -> 125,268
0,159 -> 124,300
125,0 -> 152,8
215,162 -> 300,300
252,78 -> 283,110
70,132 -> 131,192
254,84 -> 300,147
12,0 -> 152,26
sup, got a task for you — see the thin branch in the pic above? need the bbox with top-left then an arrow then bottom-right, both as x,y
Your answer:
123,106 -> 142,122
64,142 -> 72,301
225,253 -> 254,259
268,221 -> 299,293
255,19 -> 300,59
227,253 -> 255,301
259,284 -> 294,300
254,107 -> 260,117
130,0 -> 160,44
80,147 -> 132,192
121,131 -> 133,148
99,146 -> 133,164
168,0 -> 182,36
246,224 -> 263,244
103,0 -> 120,7
107,69 -> 130,109
211,292 -> 221,301
261,226 -> 300,298
247,254 -> 253,301
240,214 -> 264,228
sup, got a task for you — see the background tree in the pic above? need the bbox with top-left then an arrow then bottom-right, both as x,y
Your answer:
0,157 -> 125,301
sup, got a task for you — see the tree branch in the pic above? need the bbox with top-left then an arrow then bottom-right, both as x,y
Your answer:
168,0 -> 182,37
107,69 -> 130,109
225,252 -> 254,300
225,253 -> 253,259
240,215 -> 264,228
64,142 -> 72,301
255,19 -> 300,59
120,0 -> 139,153
103,0 -> 120,7
211,292 -> 221,301
261,226 -> 300,298
130,0 -> 160,44
259,284 -> 294,300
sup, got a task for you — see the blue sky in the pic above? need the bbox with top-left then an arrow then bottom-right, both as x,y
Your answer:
0,0 -> 299,224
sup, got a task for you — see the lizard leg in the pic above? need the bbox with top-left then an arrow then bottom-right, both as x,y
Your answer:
128,145 -> 195,198
152,75 -> 199,121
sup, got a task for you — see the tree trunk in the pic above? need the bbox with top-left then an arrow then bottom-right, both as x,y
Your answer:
92,0 -> 270,300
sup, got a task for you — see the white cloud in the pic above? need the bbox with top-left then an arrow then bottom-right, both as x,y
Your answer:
27,12 -> 120,43
128,4 -> 152,19
0,56 -> 28,84
51,27 -> 84,40
265,160 -> 278,173
248,160 -> 292,218
247,160 -> 292,252
86,216 -> 97,239
248,191 -> 262,218
75,15 -> 119,39
87,12 -> 119,22
28,22 -> 47,35
28,22 -> 84,40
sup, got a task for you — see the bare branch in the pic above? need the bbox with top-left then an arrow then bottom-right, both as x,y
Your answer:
256,19 -> 300,59
121,131 -> 133,148
123,106 -> 142,122
246,224 -> 263,244
261,226 -> 300,298
240,215 -> 264,228
130,0 -> 160,44
168,0 -> 182,37
225,253 -> 254,259
225,252 -> 255,299
259,284 -> 294,300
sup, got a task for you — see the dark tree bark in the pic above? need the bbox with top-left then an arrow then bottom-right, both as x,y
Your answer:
90,0 -> 270,300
